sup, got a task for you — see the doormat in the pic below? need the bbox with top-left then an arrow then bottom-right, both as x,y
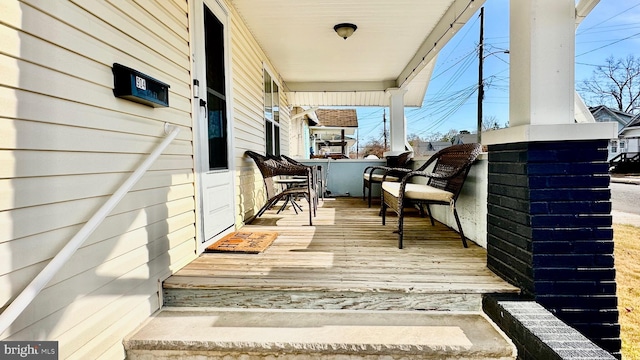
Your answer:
205,231 -> 278,254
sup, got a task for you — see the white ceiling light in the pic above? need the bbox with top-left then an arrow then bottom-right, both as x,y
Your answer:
333,23 -> 357,39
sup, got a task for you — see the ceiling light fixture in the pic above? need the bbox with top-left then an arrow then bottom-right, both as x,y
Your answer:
333,23 -> 357,40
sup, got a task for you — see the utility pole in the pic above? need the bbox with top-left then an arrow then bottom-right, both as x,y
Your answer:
383,108 -> 388,151
477,6 -> 484,144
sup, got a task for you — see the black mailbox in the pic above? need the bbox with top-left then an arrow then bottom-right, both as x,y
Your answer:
112,63 -> 170,107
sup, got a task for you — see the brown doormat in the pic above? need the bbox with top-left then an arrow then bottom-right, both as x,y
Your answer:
205,231 -> 278,254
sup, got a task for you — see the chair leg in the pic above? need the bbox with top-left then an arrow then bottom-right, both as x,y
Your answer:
453,209 -> 468,248
312,193 -> 317,214
378,186 -> 386,217
425,204 -> 435,226
308,195 -> 313,226
381,201 -> 387,225
256,196 -> 279,218
362,181 -> 366,201
398,205 -> 404,249
312,191 -> 317,216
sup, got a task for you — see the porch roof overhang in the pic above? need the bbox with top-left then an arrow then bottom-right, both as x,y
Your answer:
621,127 -> 640,138
229,0 -> 484,107
310,126 -> 357,137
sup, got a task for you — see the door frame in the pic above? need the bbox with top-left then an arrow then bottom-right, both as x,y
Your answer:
190,0 -> 237,252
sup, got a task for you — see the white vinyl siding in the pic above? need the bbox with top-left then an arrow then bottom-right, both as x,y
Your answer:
228,1 -> 290,225
0,1 -> 195,359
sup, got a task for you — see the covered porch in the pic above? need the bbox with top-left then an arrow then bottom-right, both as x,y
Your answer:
164,197 -> 518,311
228,0 -> 620,354
129,197 -> 521,358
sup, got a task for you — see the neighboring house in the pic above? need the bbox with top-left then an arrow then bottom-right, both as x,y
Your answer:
452,132 -> 478,145
411,140 -> 452,155
289,108 -> 358,159
610,115 -> 640,173
310,109 -> 358,158
411,133 -> 478,156
0,0 -> 623,358
590,105 -> 635,160
288,107 -> 319,159
619,115 -> 640,154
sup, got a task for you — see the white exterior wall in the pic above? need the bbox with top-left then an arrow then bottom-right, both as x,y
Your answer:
627,138 -> 640,153
411,155 -> 489,248
0,1 -> 196,359
1,0 -> 292,357
228,2 -> 291,225
288,115 -> 306,158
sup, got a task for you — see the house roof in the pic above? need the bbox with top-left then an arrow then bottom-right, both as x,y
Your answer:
228,0 -> 484,107
627,115 -> 640,128
589,105 -> 634,125
314,109 -> 358,128
620,114 -> 640,137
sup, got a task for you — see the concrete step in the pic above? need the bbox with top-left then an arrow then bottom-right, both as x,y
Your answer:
125,307 -> 516,359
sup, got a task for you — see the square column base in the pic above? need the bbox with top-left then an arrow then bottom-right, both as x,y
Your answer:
486,139 -> 620,356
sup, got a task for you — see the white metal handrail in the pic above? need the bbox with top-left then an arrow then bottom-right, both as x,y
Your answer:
0,124 -> 181,335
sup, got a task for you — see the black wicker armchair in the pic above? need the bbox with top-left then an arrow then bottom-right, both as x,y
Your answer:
280,154 -> 324,202
362,151 -> 413,208
380,143 -> 482,249
245,151 -> 316,225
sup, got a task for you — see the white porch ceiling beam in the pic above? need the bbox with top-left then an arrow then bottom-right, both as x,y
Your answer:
397,0 -> 486,88
576,0 -> 600,27
291,107 -> 319,120
287,80 -> 397,92
574,0 -> 600,123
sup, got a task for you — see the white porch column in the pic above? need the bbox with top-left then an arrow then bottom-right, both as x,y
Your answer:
511,0 -> 575,127
386,88 -> 407,154
483,0 -> 616,145
483,1 -> 621,355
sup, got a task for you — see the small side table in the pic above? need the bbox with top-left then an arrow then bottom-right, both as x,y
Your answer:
273,178 -> 307,214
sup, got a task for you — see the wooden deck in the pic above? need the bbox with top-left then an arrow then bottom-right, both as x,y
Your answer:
163,197 -> 519,312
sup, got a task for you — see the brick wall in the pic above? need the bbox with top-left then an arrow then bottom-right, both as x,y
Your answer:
486,140 -> 620,356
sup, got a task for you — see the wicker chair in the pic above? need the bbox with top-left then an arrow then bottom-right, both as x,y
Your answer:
280,154 -> 324,202
362,151 -> 413,208
245,151 -> 316,225
380,143 -> 482,249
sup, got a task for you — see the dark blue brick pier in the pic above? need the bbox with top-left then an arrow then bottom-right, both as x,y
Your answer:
486,140 -> 621,357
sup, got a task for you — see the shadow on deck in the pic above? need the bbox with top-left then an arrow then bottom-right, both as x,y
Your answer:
163,197 -> 519,312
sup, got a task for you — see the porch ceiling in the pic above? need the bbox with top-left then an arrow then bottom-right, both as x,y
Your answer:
229,0 -> 484,107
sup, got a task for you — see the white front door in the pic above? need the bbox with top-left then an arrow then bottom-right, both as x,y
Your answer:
194,0 -> 235,243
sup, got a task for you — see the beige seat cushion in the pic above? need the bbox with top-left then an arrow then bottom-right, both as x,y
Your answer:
382,181 -> 454,203
363,173 -> 400,182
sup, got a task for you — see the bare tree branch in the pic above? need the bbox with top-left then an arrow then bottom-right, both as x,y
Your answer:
578,55 -> 640,114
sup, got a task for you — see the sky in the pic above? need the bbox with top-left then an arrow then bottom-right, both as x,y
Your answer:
355,0 -> 640,144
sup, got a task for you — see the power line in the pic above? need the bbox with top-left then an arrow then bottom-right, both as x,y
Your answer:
577,2 -> 640,35
438,15 -> 480,65
577,31 -> 640,57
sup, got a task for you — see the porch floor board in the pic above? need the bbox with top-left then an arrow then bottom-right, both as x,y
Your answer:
164,197 -> 518,299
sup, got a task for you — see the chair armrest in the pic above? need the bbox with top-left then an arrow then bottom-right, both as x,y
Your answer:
380,167 -> 412,181
274,162 -> 313,177
364,166 -> 412,181
363,165 -> 388,180
399,167 -> 464,185
363,165 -> 388,174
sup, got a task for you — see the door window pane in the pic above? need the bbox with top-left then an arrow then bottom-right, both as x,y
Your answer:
205,5 -> 228,170
265,119 -> 273,155
264,69 -> 280,156
208,93 -> 227,169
